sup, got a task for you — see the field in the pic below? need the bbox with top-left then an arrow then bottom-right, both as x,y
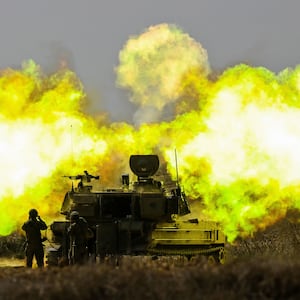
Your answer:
0,215 -> 300,300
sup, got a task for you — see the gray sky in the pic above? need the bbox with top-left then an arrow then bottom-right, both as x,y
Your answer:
1,0 -> 300,122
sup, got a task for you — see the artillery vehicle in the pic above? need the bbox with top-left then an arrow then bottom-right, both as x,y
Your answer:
46,155 -> 226,266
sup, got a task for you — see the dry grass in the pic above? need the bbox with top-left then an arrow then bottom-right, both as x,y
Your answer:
0,232 -> 26,258
1,214 -> 300,300
0,256 -> 299,300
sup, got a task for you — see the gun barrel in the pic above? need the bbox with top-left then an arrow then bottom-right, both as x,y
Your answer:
62,174 -> 99,181
62,176 -> 79,180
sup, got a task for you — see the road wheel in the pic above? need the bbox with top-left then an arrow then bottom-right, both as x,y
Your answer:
207,254 -> 217,265
218,247 -> 226,264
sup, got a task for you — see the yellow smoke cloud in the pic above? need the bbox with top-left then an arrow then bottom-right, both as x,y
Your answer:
0,61 -> 109,235
116,23 -> 210,123
115,24 -> 300,242
1,23 -> 300,243
169,65 -> 300,241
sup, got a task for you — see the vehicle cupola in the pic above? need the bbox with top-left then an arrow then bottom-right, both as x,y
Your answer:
129,155 -> 159,178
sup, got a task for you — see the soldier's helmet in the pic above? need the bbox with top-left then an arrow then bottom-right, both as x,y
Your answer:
29,208 -> 38,219
70,211 -> 80,222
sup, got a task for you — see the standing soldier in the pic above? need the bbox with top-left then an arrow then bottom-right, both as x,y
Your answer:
67,210 -> 91,264
22,209 -> 48,268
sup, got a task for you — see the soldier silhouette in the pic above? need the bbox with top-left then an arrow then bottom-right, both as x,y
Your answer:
68,211 -> 92,264
22,209 -> 47,267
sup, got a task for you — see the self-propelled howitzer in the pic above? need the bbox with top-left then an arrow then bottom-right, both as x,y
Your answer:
46,155 -> 226,265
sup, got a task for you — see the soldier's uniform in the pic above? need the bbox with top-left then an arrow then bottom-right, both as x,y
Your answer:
22,209 -> 47,268
67,211 -> 90,264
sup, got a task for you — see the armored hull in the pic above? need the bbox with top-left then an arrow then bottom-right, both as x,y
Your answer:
46,155 -> 226,265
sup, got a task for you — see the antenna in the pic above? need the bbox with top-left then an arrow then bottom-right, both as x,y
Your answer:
174,149 -> 190,215
175,149 -> 179,186
70,124 -> 74,168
